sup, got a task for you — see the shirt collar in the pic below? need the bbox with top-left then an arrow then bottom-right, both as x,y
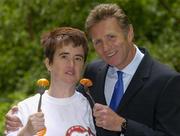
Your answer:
108,45 -> 144,76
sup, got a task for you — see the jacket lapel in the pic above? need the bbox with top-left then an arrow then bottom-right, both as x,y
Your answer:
95,63 -> 109,105
118,49 -> 153,112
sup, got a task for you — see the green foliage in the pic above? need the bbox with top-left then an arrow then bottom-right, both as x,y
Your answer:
0,0 -> 179,134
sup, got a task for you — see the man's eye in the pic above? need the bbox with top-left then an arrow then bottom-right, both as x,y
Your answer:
94,40 -> 102,46
107,35 -> 116,40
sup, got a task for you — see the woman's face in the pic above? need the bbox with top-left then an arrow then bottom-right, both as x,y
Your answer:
46,43 -> 85,86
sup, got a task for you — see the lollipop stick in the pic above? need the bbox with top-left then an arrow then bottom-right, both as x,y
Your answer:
35,78 -> 49,136
86,91 -> 95,105
37,94 -> 43,112
36,79 -> 49,112
79,78 -> 95,107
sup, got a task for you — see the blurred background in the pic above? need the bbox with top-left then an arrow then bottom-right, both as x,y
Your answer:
0,0 -> 179,134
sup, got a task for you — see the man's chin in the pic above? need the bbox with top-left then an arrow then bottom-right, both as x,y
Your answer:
107,60 -> 117,67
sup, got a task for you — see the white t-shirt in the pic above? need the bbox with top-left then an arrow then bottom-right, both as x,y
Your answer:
7,91 -> 96,136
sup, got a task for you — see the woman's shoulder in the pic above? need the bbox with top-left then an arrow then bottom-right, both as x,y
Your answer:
18,93 -> 40,108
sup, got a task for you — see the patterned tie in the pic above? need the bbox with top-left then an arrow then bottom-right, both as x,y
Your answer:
110,71 -> 124,111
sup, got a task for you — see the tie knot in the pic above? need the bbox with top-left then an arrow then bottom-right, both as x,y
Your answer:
117,71 -> 123,79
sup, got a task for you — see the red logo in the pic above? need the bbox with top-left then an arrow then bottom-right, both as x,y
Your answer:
66,125 -> 95,136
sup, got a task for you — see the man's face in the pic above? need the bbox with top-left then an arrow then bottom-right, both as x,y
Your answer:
90,17 -> 135,69
46,43 -> 85,85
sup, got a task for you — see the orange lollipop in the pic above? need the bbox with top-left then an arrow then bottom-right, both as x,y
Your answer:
79,78 -> 95,105
80,78 -> 93,88
37,78 -> 49,88
36,78 -> 49,136
36,128 -> 46,136
36,78 -> 49,112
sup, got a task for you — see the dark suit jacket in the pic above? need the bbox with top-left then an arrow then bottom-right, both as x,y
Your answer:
84,48 -> 180,136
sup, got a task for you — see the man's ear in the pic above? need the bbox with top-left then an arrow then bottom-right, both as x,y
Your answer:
44,58 -> 51,72
127,24 -> 134,42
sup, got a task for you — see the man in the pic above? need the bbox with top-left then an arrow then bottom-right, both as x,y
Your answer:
83,3 -> 180,136
5,3 -> 180,136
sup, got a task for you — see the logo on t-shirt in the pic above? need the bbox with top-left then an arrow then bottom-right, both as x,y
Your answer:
66,125 -> 95,136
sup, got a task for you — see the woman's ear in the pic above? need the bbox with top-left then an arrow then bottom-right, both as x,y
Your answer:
44,58 -> 51,72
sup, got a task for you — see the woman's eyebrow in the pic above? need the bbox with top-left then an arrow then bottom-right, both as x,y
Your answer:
58,52 -> 70,56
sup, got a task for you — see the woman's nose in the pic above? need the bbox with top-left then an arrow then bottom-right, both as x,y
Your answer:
69,59 -> 75,67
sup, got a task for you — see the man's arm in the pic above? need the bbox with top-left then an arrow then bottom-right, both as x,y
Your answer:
17,112 -> 45,136
93,103 -> 176,136
93,103 -> 124,132
4,106 -> 23,134
93,75 -> 180,136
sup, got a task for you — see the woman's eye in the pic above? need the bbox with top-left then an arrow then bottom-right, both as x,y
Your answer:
60,55 -> 68,59
75,57 -> 83,62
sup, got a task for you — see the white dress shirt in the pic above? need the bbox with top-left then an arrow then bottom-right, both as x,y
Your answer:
105,45 -> 144,106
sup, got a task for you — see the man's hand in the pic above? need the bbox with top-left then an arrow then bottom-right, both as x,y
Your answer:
93,103 -> 125,131
18,112 -> 45,136
5,106 -> 23,134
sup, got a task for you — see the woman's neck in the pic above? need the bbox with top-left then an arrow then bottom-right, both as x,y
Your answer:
48,82 -> 76,98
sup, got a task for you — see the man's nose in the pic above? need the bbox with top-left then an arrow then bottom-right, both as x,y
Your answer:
103,40 -> 111,52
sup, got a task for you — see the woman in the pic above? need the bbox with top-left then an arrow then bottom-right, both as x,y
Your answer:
7,27 -> 95,136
